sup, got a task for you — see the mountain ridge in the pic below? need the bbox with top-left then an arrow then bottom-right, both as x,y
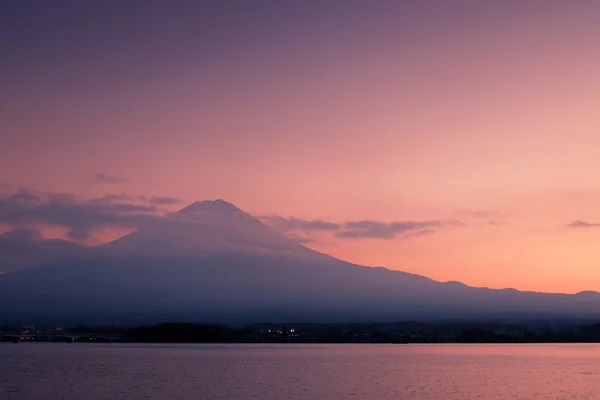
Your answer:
1,199 -> 599,324
103,199 -> 335,262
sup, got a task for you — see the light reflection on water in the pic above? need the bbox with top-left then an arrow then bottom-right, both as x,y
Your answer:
1,343 -> 600,399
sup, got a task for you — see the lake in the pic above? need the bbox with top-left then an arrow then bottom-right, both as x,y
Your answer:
1,343 -> 600,399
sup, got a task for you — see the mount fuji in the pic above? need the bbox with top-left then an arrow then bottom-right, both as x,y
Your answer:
0,200 -> 599,324
104,199 -> 334,262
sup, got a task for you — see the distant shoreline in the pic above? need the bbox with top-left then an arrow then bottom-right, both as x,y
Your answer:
5,340 -> 600,345
3,321 -> 600,345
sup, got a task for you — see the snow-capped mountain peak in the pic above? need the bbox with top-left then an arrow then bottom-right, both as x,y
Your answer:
104,200 -> 327,260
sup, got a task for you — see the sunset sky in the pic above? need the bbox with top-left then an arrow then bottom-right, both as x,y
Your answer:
2,1 -> 600,293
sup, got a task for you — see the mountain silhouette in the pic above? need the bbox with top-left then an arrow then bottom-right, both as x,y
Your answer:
0,229 -> 87,273
105,199 -> 332,261
0,200 -> 599,324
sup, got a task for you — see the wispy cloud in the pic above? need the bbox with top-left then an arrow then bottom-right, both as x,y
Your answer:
336,220 -> 443,239
261,215 -> 463,240
259,216 -> 341,231
5,190 -> 41,203
0,190 -> 165,241
1,187 -> 463,244
90,194 -> 134,204
91,194 -> 184,206
487,220 -> 505,226
139,196 -> 184,206
456,209 -> 508,227
94,173 -> 129,184
567,220 -> 600,228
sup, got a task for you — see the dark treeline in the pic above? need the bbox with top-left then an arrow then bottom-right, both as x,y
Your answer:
3,321 -> 600,343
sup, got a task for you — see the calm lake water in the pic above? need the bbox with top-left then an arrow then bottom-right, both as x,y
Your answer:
1,343 -> 600,399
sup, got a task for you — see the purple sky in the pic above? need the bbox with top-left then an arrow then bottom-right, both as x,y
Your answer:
2,1 -> 600,292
